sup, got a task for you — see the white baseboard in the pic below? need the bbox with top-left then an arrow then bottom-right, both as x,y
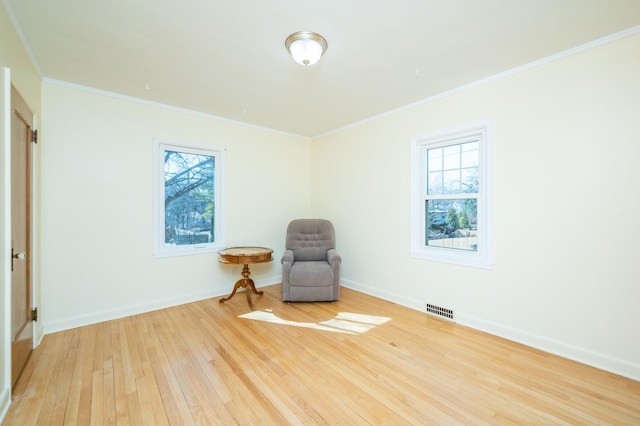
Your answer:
256,275 -> 282,289
0,386 -> 10,425
43,276 -> 281,334
43,288 -> 222,334
341,278 -> 425,311
456,313 -> 640,382
340,279 -> 640,382
41,276 -> 640,381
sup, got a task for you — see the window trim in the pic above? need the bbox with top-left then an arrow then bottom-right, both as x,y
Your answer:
152,138 -> 225,258
410,122 -> 493,269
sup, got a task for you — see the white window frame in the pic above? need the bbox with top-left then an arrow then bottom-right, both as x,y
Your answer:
410,122 -> 493,269
152,138 -> 225,258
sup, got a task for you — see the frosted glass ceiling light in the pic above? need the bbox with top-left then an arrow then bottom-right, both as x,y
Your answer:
285,31 -> 328,66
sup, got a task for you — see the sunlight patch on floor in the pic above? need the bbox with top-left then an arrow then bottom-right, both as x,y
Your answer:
238,309 -> 391,334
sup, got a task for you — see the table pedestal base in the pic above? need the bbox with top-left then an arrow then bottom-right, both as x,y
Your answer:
219,264 -> 263,309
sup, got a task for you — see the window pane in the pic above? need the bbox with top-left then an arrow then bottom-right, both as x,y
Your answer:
427,147 -> 442,171
461,141 -> 478,168
442,170 -> 460,194
164,151 -> 215,246
427,171 -> 442,195
426,198 -> 477,251
443,145 -> 460,170
461,168 -> 479,193
426,142 -> 478,195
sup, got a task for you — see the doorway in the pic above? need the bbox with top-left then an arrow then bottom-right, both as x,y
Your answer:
10,86 -> 34,388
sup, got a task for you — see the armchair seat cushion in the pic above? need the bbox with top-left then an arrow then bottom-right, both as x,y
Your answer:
290,262 -> 334,287
289,285 -> 334,302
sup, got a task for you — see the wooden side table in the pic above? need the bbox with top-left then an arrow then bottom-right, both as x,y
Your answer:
218,246 -> 273,309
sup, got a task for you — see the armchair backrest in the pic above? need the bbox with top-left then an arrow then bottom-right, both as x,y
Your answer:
286,219 -> 335,261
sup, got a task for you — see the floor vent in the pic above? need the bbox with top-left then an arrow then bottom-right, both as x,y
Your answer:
426,303 -> 454,321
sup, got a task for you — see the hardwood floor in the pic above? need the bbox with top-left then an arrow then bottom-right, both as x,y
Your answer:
4,284 -> 640,425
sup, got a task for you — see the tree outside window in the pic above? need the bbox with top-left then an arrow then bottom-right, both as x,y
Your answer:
164,150 -> 214,245
153,140 -> 225,257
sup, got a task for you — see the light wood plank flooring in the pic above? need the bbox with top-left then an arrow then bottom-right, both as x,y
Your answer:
4,284 -> 640,425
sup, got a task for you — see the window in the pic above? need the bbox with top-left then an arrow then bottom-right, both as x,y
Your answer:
411,122 -> 492,269
153,139 -> 225,257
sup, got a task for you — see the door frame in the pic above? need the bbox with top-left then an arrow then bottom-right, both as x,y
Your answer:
0,67 -> 40,417
1,66 -> 13,419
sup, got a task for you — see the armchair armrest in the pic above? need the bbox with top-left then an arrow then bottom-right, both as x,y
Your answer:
327,249 -> 341,266
281,249 -> 294,266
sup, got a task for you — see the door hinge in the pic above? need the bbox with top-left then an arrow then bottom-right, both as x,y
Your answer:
31,307 -> 38,322
32,129 -> 38,144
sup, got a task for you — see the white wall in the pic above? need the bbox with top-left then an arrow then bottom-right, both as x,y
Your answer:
312,32 -> 640,380
0,1 -> 42,419
40,83 -> 311,332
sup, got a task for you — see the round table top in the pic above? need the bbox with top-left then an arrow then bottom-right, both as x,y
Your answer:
218,246 -> 273,264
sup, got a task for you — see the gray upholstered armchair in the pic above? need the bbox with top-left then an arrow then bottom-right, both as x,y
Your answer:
281,219 -> 341,302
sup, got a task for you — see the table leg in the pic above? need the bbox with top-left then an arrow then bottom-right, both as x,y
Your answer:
219,264 -> 263,309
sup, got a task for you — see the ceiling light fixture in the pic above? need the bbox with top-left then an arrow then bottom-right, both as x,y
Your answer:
285,31 -> 328,66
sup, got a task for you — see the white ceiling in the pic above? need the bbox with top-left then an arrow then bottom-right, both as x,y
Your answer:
5,0 -> 640,138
